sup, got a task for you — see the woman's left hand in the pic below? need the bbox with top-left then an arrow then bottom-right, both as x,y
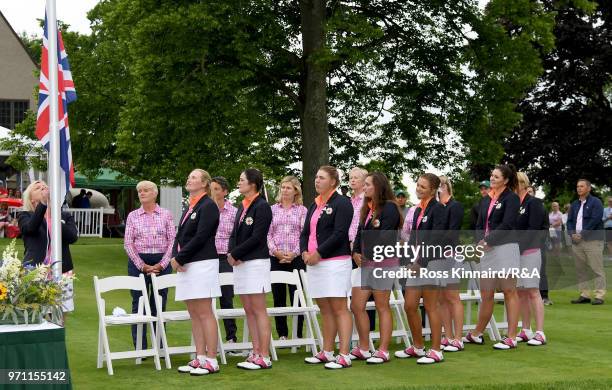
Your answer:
308,251 -> 321,266
477,240 -> 491,253
227,254 -> 242,267
170,258 -> 185,272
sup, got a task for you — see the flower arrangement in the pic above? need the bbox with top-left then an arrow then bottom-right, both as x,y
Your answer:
0,240 -> 73,325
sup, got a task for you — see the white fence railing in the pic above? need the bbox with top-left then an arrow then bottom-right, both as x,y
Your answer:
8,206 -> 21,219
7,206 -> 104,238
66,207 -> 104,238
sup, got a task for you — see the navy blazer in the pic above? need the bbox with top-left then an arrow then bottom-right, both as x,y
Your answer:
408,198 -> 447,267
18,203 -> 78,273
442,198 -> 464,248
172,194 -> 219,265
516,194 -> 548,252
566,194 -> 604,241
229,195 -> 272,261
300,191 -> 353,259
475,188 -> 520,246
353,201 -> 401,258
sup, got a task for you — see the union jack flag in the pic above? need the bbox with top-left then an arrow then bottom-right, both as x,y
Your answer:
35,13 -> 76,203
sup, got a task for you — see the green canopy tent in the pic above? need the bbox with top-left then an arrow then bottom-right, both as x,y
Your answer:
73,169 -> 138,236
74,168 -> 137,189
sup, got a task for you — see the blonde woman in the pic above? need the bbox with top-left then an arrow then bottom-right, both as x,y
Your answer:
124,180 -> 175,350
173,169 -> 222,376
347,167 -> 376,333
267,176 -> 307,340
19,180 -> 78,315
348,167 -> 368,245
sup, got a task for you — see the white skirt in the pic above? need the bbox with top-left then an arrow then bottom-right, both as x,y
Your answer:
405,260 -> 446,288
517,249 -> 542,289
441,257 -> 462,287
175,259 -> 222,301
307,257 -> 352,298
480,243 -> 520,274
233,258 -> 271,295
351,267 -> 362,287
352,266 -> 398,291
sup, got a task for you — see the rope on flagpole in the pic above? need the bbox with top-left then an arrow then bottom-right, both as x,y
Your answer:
263,175 -> 269,202
47,0 -> 63,281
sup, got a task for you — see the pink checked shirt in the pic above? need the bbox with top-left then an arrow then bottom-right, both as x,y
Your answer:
268,203 -> 307,256
400,206 -> 417,242
124,204 -> 176,270
215,199 -> 238,254
349,192 -> 365,242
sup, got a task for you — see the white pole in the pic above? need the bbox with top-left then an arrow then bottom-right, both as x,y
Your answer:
99,207 -> 104,238
47,0 -> 63,280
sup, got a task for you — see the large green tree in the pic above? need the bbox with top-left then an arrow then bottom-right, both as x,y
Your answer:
462,0 -> 556,180
69,0 -> 484,201
504,0 -> 612,198
7,1 -> 559,203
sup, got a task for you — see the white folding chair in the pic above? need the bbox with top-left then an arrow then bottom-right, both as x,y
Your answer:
299,269 -> 324,350
268,270 -> 319,356
213,272 -> 250,364
150,273 -> 195,368
94,275 -> 161,375
361,277 -> 411,349
460,261 -> 506,340
391,283 -> 413,346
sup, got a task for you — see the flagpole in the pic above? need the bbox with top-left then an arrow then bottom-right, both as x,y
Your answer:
47,0 -> 63,281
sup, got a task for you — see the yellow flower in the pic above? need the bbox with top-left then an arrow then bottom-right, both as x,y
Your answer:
0,282 -> 8,300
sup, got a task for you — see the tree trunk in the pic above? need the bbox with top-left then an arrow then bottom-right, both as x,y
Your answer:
300,0 -> 329,204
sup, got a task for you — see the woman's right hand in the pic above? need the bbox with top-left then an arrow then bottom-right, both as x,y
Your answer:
274,250 -> 287,263
41,187 -> 50,205
352,253 -> 362,268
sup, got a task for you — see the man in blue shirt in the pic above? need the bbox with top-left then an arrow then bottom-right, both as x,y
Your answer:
604,196 -> 612,259
566,179 -> 605,305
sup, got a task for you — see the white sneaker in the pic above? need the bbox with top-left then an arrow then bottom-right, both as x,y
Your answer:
443,339 -> 464,352
462,332 -> 484,344
177,358 -> 200,373
348,346 -> 372,360
305,351 -> 334,364
527,332 -> 547,346
236,352 -> 257,369
238,355 -> 272,370
515,329 -> 534,343
493,337 -> 517,350
324,354 -> 352,369
366,350 -> 390,364
394,346 -> 426,359
190,359 -> 220,376
416,349 -> 444,364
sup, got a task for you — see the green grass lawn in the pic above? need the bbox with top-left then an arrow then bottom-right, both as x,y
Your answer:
2,238 -> 612,389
